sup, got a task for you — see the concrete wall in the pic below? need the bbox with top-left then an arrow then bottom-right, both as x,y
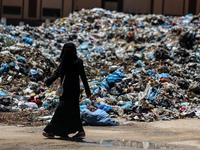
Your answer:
123,0 -> 151,14
74,0 -> 101,11
164,0 -> 183,15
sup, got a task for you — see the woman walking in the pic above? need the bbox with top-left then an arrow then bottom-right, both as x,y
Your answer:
42,43 -> 91,138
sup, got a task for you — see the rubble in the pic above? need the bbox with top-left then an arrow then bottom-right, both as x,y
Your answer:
0,8 -> 200,126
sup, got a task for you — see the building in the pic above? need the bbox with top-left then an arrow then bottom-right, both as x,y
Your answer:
0,0 -> 199,25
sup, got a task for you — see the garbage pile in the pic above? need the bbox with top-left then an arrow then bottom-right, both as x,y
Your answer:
0,8 -> 200,126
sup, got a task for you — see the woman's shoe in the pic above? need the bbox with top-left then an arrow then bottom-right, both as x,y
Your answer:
72,132 -> 85,138
42,132 -> 54,138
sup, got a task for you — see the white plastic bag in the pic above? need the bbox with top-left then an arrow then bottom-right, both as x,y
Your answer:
56,75 -> 66,96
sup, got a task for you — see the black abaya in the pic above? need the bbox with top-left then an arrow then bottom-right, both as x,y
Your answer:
43,45 -> 91,137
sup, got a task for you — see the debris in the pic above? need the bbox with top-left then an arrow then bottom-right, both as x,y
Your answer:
0,8 -> 200,126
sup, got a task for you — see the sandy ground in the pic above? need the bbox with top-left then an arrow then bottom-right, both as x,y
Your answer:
1,118 -> 200,150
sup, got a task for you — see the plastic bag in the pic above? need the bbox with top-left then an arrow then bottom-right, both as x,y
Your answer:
56,76 -> 66,96
56,85 -> 64,96
81,109 -> 117,126
0,90 -> 6,96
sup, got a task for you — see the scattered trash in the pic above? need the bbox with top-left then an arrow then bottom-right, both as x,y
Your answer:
0,8 -> 200,126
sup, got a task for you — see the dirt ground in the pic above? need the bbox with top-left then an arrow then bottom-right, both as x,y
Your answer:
1,118 -> 200,150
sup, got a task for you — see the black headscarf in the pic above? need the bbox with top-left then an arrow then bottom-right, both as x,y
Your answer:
59,43 -> 78,75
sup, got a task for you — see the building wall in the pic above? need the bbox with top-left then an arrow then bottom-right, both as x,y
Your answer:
184,0 -> 200,15
2,0 -> 22,6
41,0 -> 62,20
153,0 -> 163,14
104,2 -> 118,11
2,0 -> 23,19
185,0 -> 189,15
63,0 -> 72,17
74,0 -> 101,11
196,0 -> 200,15
0,0 -> 199,25
164,0 -> 183,15
123,0 -> 151,14
185,0 -> 199,15
24,0 -> 40,20
42,0 -> 62,8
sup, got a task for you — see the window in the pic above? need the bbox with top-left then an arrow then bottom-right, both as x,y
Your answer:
43,8 -> 60,17
3,6 -> 21,15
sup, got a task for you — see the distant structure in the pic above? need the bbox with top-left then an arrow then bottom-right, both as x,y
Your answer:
0,0 -> 199,25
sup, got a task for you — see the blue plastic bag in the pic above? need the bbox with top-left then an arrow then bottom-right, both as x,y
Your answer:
138,24 -> 145,28
9,62 -> 15,67
0,90 -> 6,96
156,73 -> 169,79
30,69 -> 38,75
79,43 -> 89,50
92,85 -> 100,96
135,60 -> 145,67
97,104 -> 112,112
81,98 -> 91,105
3,24 -> 12,31
100,71 -> 106,75
146,69 -> 155,76
17,57 -> 27,63
23,37 -> 34,45
81,109 -> 117,126
99,81 -> 110,91
0,63 -> 9,72
106,74 -> 123,85
80,105 -> 87,112
148,52 -> 154,59
112,71 -> 127,78
122,103 -> 133,108
149,89 -> 161,101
